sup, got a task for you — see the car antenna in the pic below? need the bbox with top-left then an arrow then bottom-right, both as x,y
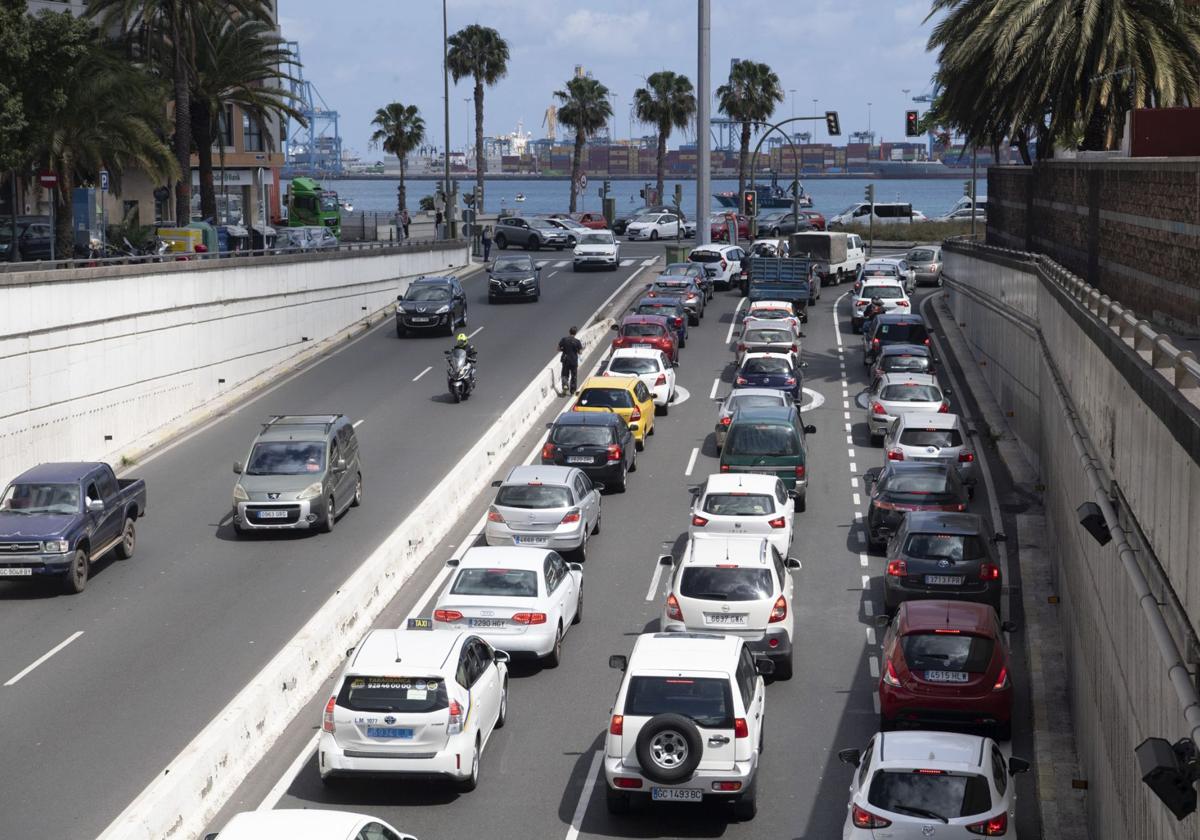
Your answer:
394,632 -> 403,663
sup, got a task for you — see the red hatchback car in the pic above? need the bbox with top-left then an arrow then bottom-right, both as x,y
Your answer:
611,314 -> 680,363
711,213 -> 750,241
878,599 -> 1015,740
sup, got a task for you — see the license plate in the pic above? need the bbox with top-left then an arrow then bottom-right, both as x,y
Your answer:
469,618 -> 507,628
925,670 -> 970,683
567,456 -> 593,464
0,567 -> 33,576
366,727 -> 413,739
505,286 -> 521,293
925,574 -> 964,586
651,787 -> 703,802
409,316 -> 431,323
514,536 -> 547,545
704,613 -> 747,626
257,510 -> 289,519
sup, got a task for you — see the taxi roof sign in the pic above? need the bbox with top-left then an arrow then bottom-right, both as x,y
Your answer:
406,617 -> 433,631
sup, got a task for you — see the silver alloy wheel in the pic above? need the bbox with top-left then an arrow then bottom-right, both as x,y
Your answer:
649,730 -> 689,769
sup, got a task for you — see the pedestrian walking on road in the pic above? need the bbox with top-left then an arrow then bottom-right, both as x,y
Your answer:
557,327 -> 583,395
400,208 -> 410,239
435,209 -> 444,239
481,226 -> 492,261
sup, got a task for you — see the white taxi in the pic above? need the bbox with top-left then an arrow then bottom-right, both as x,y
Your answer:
603,347 -> 676,414
208,810 -> 417,840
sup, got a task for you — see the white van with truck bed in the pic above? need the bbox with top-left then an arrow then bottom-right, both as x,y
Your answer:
789,231 -> 865,286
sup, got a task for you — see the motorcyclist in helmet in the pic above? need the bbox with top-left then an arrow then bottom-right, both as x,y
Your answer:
452,332 -> 478,361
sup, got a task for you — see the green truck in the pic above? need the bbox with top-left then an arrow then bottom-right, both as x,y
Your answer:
286,177 -> 341,237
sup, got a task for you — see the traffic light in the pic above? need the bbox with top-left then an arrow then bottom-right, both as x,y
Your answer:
865,184 -> 875,204
603,178 -> 611,197
825,110 -> 841,137
905,110 -> 920,137
963,180 -> 973,197
743,189 -> 757,218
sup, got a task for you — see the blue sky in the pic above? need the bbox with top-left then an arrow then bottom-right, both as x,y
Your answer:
278,0 -> 941,158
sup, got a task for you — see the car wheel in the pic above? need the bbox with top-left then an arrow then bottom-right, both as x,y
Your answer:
496,679 -> 508,728
350,473 -> 363,507
456,739 -> 481,791
606,786 -> 631,815
615,465 -> 628,492
650,230 -> 659,241
657,400 -> 669,417
732,785 -> 758,821
629,451 -> 638,472
495,235 -> 508,250
635,713 -> 703,783
573,590 -> 583,624
320,494 -> 336,533
774,652 -> 794,681
63,548 -> 89,594
115,518 -> 137,559
396,322 -> 405,338
796,493 -> 806,513
592,512 -> 601,535
544,623 -> 564,668
528,238 -> 539,251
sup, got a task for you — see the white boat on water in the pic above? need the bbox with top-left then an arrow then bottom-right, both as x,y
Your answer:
338,198 -> 354,213
514,193 -> 526,202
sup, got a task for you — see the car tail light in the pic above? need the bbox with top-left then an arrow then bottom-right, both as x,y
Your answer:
960,451 -> 975,462
768,516 -> 786,529
607,444 -> 622,462
852,804 -> 892,829
614,777 -> 644,789
720,259 -> 727,270
967,812 -> 1008,836
872,402 -> 886,415
630,404 -> 642,421
322,696 -> 336,733
993,666 -> 1010,691
487,508 -> 505,523
784,377 -> 796,386
883,659 -> 901,687
979,562 -> 1001,581
872,338 -> 881,346
447,699 -> 464,735
791,343 -> 798,352
795,465 -> 806,480
609,714 -> 625,735
896,300 -> 910,307
541,442 -> 557,460
720,464 -> 730,472
769,595 -> 787,623
647,291 -> 657,297
666,593 -> 683,621
434,608 -> 463,622
734,718 -> 749,738
712,781 -> 742,791
512,612 -> 548,625
720,416 -> 732,427
924,338 -> 931,346
736,376 -> 748,385
856,300 -> 868,308
692,514 -> 709,527
674,317 -> 683,328
561,509 -> 582,524
887,559 -> 908,577
938,402 -> 950,413
887,449 -> 904,461
655,373 -> 667,385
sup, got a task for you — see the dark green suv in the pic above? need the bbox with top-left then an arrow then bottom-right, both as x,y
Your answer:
718,405 -> 816,510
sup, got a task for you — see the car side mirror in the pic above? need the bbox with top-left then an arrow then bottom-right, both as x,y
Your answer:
993,532 -> 1008,543
837,748 -> 862,767
873,614 -> 891,629
568,562 -> 583,572
804,424 -> 817,434
1008,756 -> 1031,775
1001,620 -> 1018,633
943,387 -> 953,396
611,324 -> 620,332
785,557 -> 801,570
658,554 -> 674,566
446,558 -> 460,567
491,480 -> 502,487
87,499 -> 105,513
864,468 -> 882,486
593,482 -> 606,493
609,654 -> 627,671
232,461 -> 243,474
754,656 -> 775,676
335,457 -> 347,472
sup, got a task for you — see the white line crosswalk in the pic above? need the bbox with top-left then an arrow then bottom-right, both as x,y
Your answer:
554,260 -> 569,267
619,259 -> 635,267
641,258 -> 658,267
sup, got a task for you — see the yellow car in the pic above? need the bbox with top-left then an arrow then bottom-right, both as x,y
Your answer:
572,375 -> 656,449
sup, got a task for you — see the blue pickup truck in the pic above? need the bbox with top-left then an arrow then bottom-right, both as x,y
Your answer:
747,257 -> 816,322
0,462 -> 147,593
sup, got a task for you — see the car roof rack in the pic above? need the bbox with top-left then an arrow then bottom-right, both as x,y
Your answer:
263,414 -> 342,433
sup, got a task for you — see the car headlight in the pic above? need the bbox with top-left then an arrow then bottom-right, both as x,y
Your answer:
297,481 -> 324,500
435,305 -> 450,314
233,483 -> 249,502
42,539 -> 69,553
520,276 -> 535,284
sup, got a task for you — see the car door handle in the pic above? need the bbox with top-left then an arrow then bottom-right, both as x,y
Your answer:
708,735 -> 730,745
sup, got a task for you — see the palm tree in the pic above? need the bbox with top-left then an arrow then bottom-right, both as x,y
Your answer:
446,24 -> 509,215
555,77 -> 612,213
633,71 -> 696,205
370,103 -> 426,212
88,0 -> 269,223
717,60 -> 783,213
189,6 -> 303,222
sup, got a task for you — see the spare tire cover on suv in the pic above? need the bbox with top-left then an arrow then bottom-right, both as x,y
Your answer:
634,713 -> 704,783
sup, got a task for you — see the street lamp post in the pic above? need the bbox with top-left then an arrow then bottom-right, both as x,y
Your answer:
697,0 -> 711,246
867,101 -> 872,144
442,0 -> 452,238
812,99 -> 818,138
790,89 -> 796,119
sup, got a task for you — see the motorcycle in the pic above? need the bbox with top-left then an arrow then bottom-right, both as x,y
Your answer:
444,347 -> 477,402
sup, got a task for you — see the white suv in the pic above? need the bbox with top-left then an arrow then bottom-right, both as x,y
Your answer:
688,244 -> 744,290
688,473 -> 795,556
838,731 -> 1029,838
603,347 -> 676,413
660,535 -> 799,678
318,625 -> 509,791
604,631 -> 772,819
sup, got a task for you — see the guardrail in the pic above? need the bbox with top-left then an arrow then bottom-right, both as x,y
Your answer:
945,237 -> 1200,404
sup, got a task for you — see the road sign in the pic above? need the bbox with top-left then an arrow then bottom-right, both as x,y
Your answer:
38,170 -> 57,188
579,173 -> 588,189
100,170 -> 109,192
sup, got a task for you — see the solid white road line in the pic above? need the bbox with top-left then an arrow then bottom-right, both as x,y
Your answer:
564,750 -> 604,840
5,631 -> 84,687
256,732 -> 319,810
834,292 -> 848,347
412,366 -> 432,382
645,560 -> 667,602
684,447 -> 699,477
724,297 -> 747,345
467,326 -> 485,339
709,378 -> 720,400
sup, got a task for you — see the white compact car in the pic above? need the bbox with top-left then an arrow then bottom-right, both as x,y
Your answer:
208,810 -> 417,840
433,546 -> 582,666
851,278 -> 911,331
864,257 -> 917,292
742,300 -> 801,336
604,631 -> 773,819
865,372 -> 949,444
603,347 -> 676,413
573,230 -> 620,271
689,473 -> 795,556
626,212 -> 681,241
318,626 -> 508,791
484,465 -> 602,560
688,244 -> 744,290
838,731 -> 1029,839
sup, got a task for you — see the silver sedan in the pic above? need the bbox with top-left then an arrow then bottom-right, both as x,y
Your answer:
863,372 -> 949,444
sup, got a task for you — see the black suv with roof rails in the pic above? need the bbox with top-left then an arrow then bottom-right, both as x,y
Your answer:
396,275 -> 468,337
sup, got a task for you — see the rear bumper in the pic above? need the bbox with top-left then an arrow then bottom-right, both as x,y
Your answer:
883,577 -> 1002,613
468,625 -> 558,657
603,755 -> 757,795
867,412 -> 896,436
489,282 -> 538,298
484,522 -> 586,550
745,627 -> 793,663
880,689 -> 1012,728
574,254 -> 617,266
318,732 -> 471,781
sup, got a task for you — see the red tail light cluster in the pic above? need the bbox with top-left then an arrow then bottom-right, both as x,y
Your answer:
630,405 -> 642,421
655,373 -> 667,385
720,416 -> 732,427
992,666 -> 1010,691
541,442 -> 557,460
886,559 -> 908,577
512,612 -> 548,624
734,718 -> 749,738
769,595 -> 788,623
692,514 -> 709,527
979,562 -> 1001,581
896,300 -> 910,307
966,812 -> 1007,836
487,508 -> 505,523
322,696 -> 337,733
887,449 -> 904,461
872,402 -> 887,415
795,465 -> 806,479
767,516 -> 786,529
938,402 -> 950,413
665,593 -> 683,620
434,608 -> 463,622
852,804 -> 892,829
674,317 -> 684,328
609,715 -> 624,736
561,509 -> 582,524
882,659 -> 901,687
959,451 -> 975,462
736,376 -> 748,385
607,444 -> 622,462
447,699 -> 465,734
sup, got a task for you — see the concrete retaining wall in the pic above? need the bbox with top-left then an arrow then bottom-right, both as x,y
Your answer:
943,242 -> 1200,840
0,243 -> 468,480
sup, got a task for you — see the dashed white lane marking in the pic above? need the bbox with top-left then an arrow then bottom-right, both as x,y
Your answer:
848,448 -> 856,458
641,257 -> 658,267
709,378 -> 720,399
725,297 -> 748,345
843,400 -> 850,410
620,258 -> 635,267
466,326 -> 485,339
843,411 -> 851,420
554,260 -> 569,268
844,423 -> 852,432
868,655 -> 880,679
850,463 -> 858,474
565,751 -> 605,840
860,552 -> 870,568
854,511 -> 863,521
412,366 -> 432,381
845,435 -> 853,445
684,447 -> 699,477
861,574 -> 871,589
866,627 -> 876,646
352,419 -> 364,428
852,492 -> 861,505
4,631 -> 84,687
645,559 -> 667,602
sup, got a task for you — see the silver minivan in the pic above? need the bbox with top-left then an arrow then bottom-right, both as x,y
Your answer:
485,465 -> 602,561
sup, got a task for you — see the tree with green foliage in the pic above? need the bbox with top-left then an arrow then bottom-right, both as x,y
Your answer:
555,76 -> 613,213
717,60 -> 783,211
633,71 -> 696,205
370,103 -> 426,212
447,24 -> 509,215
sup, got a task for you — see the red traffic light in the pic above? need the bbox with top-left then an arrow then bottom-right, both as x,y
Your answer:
742,189 -> 757,215
905,110 -> 920,137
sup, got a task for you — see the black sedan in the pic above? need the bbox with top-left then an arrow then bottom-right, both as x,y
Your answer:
487,254 -> 541,303
881,510 -> 1006,615
863,462 -> 969,553
541,411 -> 636,492
734,353 -> 802,400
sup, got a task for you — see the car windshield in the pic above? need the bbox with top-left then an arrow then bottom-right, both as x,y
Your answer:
877,323 -> 929,344
881,384 -> 942,402
745,329 -> 794,345
899,428 -> 963,448
633,214 -> 660,223
608,357 -> 659,374
868,770 -> 992,819
881,470 -> 954,496
495,484 -> 571,509
245,441 -> 325,475
623,323 -> 666,338
742,358 -> 792,375
680,567 -> 775,601
903,533 -> 985,561
552,426 -> 613,446
728,393 -> 787,413
529,219 -> 556,229
702,493 -> 776,516
901,633 -> 995,673
862,285 -> 906,300
580,233 -> 613,245
909,249 -> 937,262
725,424 -> 799,456
337,675 -> 449,714
493,256 -> 533,271
319,195 -> 339,212
881,354 -> 932,374
450,567 -> 538,597
624,676 -> 733,728
406,285 -> 452,301
0,483 -> 81,515
578,388 -> 634,409
748,243 -> 780,257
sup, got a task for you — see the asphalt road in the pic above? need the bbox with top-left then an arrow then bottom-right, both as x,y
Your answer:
0,243 -> 662,839
213,251 -> 1042,839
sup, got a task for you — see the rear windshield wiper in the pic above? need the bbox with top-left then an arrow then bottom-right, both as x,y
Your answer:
890,805 -> 948,823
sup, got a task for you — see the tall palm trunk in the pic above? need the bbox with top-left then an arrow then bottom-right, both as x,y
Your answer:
655,129 -> 667,203
474,80 -> 485,213
192,103 -> 218,221
398,157 -> 407,212
738,121 -> 752,211
569,128 -> 584,212
54,172 -> 74,258
170,6 -> 192,224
